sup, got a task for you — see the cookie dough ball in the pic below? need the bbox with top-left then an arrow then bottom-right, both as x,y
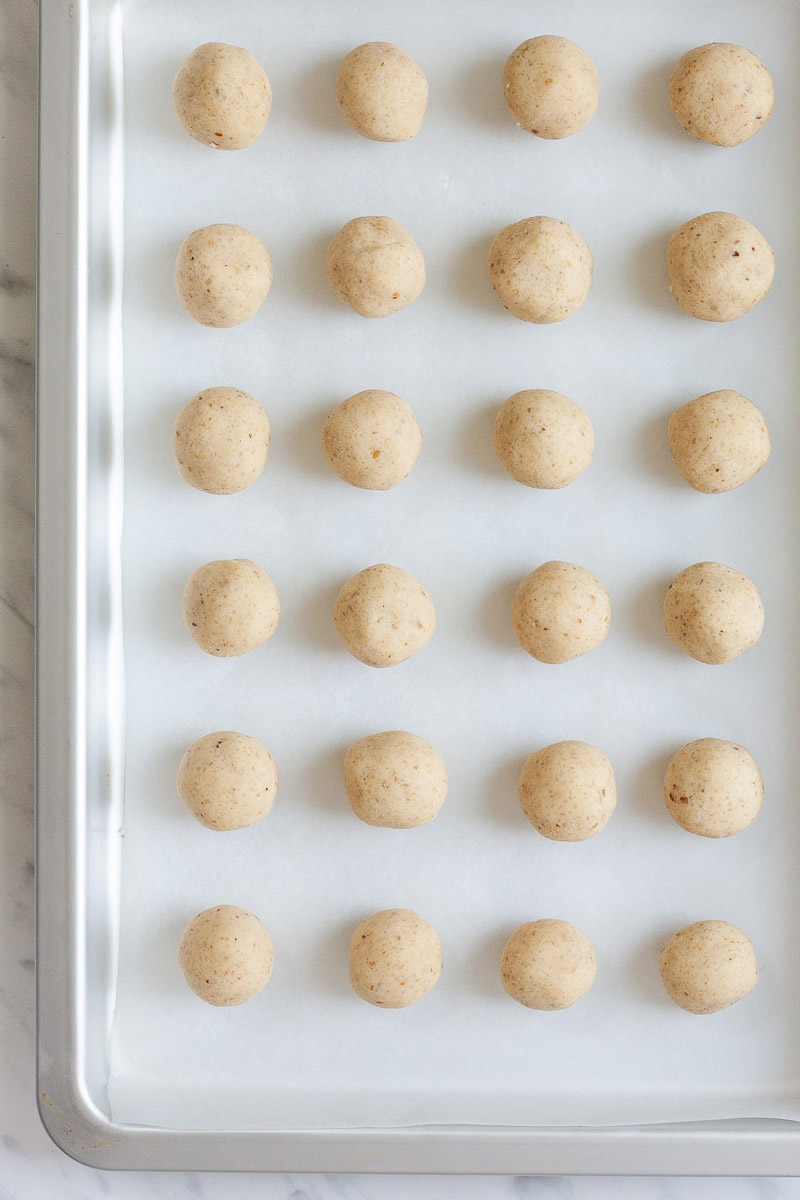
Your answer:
183,558 -> 280,657
488,217 -> 592,324
664,738 -> 763,839
326,216 -> 425,318
172,42 -> 272,150
518,741 -> 616,841
349,908 -> 442,1007
175,224 -> 272,328
667,212 -> 774,322
669,43 -> 774,148
664,562 -> 763,665
336,42 -> 428,142
501,919 -> 597,1009
512,561 -> 610,664
494,390 -> 593,489
174,387 -> 270,495
503,36 -> 599,140
322,390 -> 422,490
177,731 -> 278,831
659,920 -> 757,1014
334,563 -> 435,667
668,390 -> 770,494
178,905 -> 273,1006
344,731 -> 447,828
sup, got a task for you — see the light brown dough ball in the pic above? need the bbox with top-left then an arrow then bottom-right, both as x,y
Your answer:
172,42 -> 272,150
183,558 -> 280,657
501,919 -> 597,1009
178,905 -> 273,1006
512,561 -> 610,664
503,36 -> 599,140
518,741 -> 616,841
664,738 -> 763,839
326,216 -> 425,318
174,387 -> 270,495
667,212 -> 774,322
494,390 -> 594,489
488,217 -> 592,324
667,390 -> 770,494
349,908 -> 442,1007
336,42 -> 428,142
664,562 -> 763,665
344,731 -> 447,828
659,920 -> 757,1014
669,43 -> 774,147
175,224 -> 273,328
177,731 -> 278,831
334,563 -> 435,667
322,390 -> 422,490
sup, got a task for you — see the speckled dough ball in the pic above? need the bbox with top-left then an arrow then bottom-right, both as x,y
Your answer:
175,224 -> 273,328
344,731 -> 447,828
503,36 -> 599,140
664,738 -> 763,839
337,42 -> 428,142
518,741 -> 616,841
334,563 -> 435,667
326,216 -> 425,318
512,561 -> 610,664
178,905 -> 273,1006
664,562 -> 763,665
501,919 -> 596,1009
322,390 -> 422,490
669,43 -> 774,148
659,920 -> 757,1014
183,558 -> 280,657
668,390 -> 770,494
174,387 -> 270,495
488,217 -> 592,324
349,908 -> 442,1007
494,390 -> 594,488
177,731 -> 278,831
172,42 -> 272,150
667,212 -> 774,322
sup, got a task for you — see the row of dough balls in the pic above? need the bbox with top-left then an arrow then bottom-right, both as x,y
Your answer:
173,39 -> 774,149
178,905 -> 758,1016
178,730 -> 763,842
182,558 -> 764,667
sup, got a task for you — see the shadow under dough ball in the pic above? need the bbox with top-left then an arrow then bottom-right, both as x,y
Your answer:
667,212 -> 774,322
668,390 -> 770,494
503,35 -> 599,139
518,740 -> 616,842
343,730 -> 447,828
174,387 -> 270,495
172,42 -> 272,150
488,217 -> 592,324
512,560 -> 610,663
325,216 -> 425,318
322,390 -> 422,490
333,563 -> 435,667
175,223 -> 273,328
493,389 -> 594,488
663,738 -> 763,839
177,731 -> 278,831
336,41 -> 428,142
500,919 -> 597,1009
663,561 -> 763,664
182,558 -> 280,657
668,42 -> 774,147
659,920 -> 757,1014
349,908 -> 442,1007
178,905 -> 273,1006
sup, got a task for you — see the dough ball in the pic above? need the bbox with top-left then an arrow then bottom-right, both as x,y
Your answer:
664,561 -> 763,664
500,919 -> 597,1009
349,908 -> 442,1007
183,558 -> 280,657
344,731 -> 447,828
178,905 -> 273,1006
668,390 -> 770,494
326,216 -> 425,318
518,741 -> 616,841
336,42 -> 428,142
669,43 -> 774,148
664,738 -> 763,839
503,36 -> 599,140
512,561 -> 610,664
172,42 -> 272,150
667,212 -> 774,322
493,389 -> 593,489
174,387 -> 270,495
175,224 -> 272,328
659,920 -> 757,1014
177,731 -> 278,831
322,390 -> 422,490
334,563 -> 435,667
488,217 -> 592,324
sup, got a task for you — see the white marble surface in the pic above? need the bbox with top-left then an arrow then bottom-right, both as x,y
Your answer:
2,0 -> 800,1194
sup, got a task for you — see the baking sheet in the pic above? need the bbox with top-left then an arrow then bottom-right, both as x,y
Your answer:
108,0 -> 800,1131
